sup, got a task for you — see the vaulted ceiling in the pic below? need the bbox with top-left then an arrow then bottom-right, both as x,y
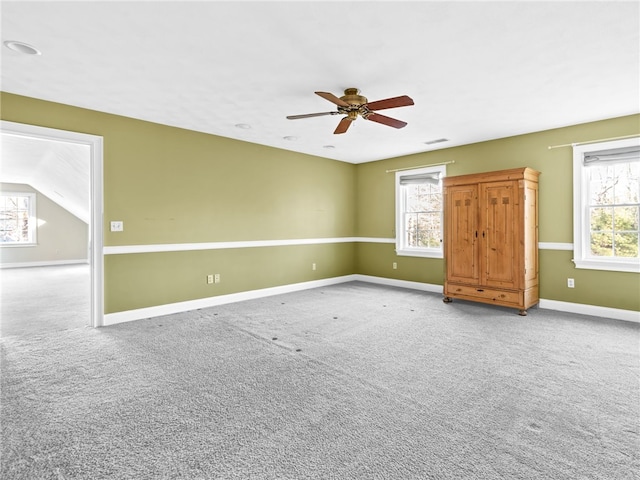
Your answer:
1,132 -> 91,224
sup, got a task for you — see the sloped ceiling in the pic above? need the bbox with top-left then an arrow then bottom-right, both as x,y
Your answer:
0,133 -> 90,224
1,1 -> 639,166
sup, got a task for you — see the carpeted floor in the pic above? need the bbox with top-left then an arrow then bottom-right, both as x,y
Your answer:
1,282 -> 639,479
0,264 -> 90,336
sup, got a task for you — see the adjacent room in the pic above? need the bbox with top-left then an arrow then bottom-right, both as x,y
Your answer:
1,1 -> 638,479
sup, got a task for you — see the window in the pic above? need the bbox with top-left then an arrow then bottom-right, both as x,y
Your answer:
573,138 -> 639,272
0,192 -> 37,245
395,165 -> 446,258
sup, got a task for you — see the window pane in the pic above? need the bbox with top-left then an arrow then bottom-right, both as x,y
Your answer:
588,165 -> 614,205
615,233 -> 639,257
590,232 -> 613,256
0,194 -> 34,244
403,183 -> 442,248
405,213 -> 417,246
590,207 -> 613,231
416,212 -> 441,248
17,197 -> 29,210
614,206 -> 639,231
613,163 -> 640,204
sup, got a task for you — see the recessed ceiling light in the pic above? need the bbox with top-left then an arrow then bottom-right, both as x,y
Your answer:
424,138 -> 449,145
234,123 -> 251,129
323,145 -> 335,149
283,136 -> 297,141
4,40 -> 41,55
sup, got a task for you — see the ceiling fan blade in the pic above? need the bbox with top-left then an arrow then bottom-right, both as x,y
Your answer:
286,111 -> 338,120
365,113 -> 408,129
365,95 -> 414,111
315,91 -> 351,108
333,117 -> 353,134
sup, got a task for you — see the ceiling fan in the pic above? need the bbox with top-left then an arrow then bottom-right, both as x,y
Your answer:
286,88 -> 414,134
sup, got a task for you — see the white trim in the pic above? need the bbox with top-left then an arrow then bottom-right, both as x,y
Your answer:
395,248 -> 443,258
573,258 -> 640,273
352,274 -> 443,293
0,259 -> 88,269
104,237 -> 396,255
104,275 -> 360,325
104,237 -> 576,255
539,242 -> 573,251
359,237 -> 395,244
539,299 -> 639,324
103,274 -> 638,326
1,121 -> 104,328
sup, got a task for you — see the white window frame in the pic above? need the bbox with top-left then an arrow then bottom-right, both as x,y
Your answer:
0,191 -> 37,246
572,137 -> 640,273
395,165 -> 446,258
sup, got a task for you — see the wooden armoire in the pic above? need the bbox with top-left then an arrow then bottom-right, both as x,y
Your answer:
442,167 -> 540,315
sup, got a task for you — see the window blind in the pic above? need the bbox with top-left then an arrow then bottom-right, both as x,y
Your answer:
399,172 -> 441,185
583,146 -> 640,165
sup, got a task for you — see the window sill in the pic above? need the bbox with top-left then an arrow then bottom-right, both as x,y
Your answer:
396,248 -> 443,259
573,258 -> 640,273
0,243 -> 37,248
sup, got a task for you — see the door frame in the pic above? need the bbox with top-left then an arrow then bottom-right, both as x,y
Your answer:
1,120 -> 104,327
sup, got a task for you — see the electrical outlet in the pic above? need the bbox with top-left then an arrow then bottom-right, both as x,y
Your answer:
392,262 -> 398,269
312,263 -> 316,271
110,221 -> 123,232
207,274 -> 214,284
567,278 -> 575,288
214,274 -> 220,284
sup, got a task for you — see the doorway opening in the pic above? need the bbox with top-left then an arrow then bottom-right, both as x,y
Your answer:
0,121 -> 103,329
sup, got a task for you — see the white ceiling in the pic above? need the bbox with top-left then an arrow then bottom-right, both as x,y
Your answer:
1,0 -> 639,166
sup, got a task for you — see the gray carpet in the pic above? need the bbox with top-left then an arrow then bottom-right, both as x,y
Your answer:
0,264 -> 90,336
1,282 -> 639,479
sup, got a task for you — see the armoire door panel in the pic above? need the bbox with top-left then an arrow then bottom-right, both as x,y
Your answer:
480,181 -> 518,288
445,185 -> 478,283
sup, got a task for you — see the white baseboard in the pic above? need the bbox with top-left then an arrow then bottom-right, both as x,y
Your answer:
0,259 -> 88,269
103,274 -> 639,326
103,275 -> 360,326
538,299 -> 639,323
352,274 -> 443,293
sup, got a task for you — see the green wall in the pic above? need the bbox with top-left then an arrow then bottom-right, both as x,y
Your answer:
2,92 -> 638,314
1,93 -> 356,313
355,114 -> 640,311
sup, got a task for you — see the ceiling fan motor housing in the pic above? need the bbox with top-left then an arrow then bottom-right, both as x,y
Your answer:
340,88 -> 368,106
338,88 -> 369,120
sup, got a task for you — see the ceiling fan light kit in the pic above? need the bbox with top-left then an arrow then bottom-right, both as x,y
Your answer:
287,88 -> 414,134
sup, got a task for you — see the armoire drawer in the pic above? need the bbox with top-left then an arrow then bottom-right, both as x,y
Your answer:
445,284 -> 521,305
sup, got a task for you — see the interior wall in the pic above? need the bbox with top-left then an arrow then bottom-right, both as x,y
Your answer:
0,93 -> 357,314
0,182 -> 89,266
2,92 -> 638,315
355,114 -> 640,312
